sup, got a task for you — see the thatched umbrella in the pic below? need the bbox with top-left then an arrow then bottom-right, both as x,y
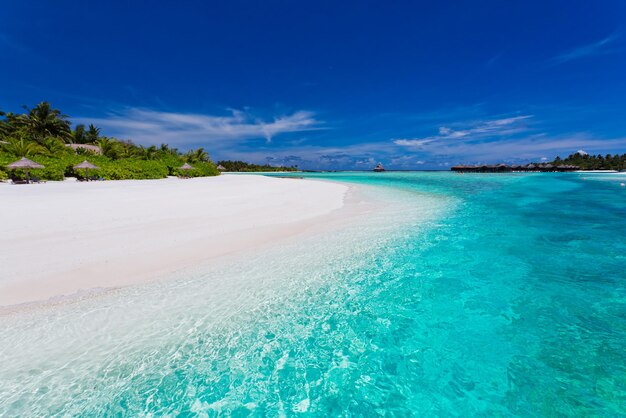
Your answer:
179,163 -> 194,178
73,160 -> 100,181
7,157 -> 44,184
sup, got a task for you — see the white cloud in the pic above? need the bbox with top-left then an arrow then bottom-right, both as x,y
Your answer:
549,33 -> 622,65
214,141 -> 395,170
393,138 -> 436,147
77,108 -> 323,147
393,115 -> 532,148
390,155 -> 425,166
390,113 -> 626,166
210,130 -> 626,170
420,133 -> 626,162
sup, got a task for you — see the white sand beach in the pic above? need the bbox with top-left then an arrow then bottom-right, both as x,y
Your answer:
0,175 -> 350,307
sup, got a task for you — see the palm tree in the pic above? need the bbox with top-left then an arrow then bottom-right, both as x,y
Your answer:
72,124 -> 87,144
86,124 -> 100,143
185,147 -> 210,163
118,142 -> 139,158
0,112 -> 23,137
2,135 -> 42,157
39,137 -> 69,156
97,137 -> 119,159
169,146 -> 179,156
159,143 -> 177,157
22,102 -> 72,142
142,145 -> 158,160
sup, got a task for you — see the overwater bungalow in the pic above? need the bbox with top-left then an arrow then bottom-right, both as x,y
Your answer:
374,163 -> 385,172
451,163 -> 579,173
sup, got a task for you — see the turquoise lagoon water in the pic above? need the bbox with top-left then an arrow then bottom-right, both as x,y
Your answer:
1,172 -> 625,416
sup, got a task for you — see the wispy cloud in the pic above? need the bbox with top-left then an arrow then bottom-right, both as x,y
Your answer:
386,114 -> 626,166
549,33 -> 622,65
215,140 -> 395,170
77,107 -> 626,170
393,115 -> 533,148
78,108 -> 323,147
437,133 -> 626,163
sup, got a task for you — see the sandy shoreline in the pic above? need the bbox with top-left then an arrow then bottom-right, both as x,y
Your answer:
0,175 -> 353,307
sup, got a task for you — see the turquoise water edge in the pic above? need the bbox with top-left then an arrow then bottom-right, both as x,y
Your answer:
1,172 -> 625,416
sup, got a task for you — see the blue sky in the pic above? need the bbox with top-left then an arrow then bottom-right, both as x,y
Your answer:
1,0 -> 626,169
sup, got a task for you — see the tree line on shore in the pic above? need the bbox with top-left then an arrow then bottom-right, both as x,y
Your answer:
0,102 -> 220,181
453,151 -> 626,173
216,160 -> 298,172
549,153 -> 626,171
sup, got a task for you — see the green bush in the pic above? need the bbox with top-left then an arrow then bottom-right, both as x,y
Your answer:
174,162 -> 220,178
0,151 -> 220,181
31,156 -> 70,181
1,102 -> 222,181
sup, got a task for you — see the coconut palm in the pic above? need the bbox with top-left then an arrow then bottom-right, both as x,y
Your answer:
159,143 -> 179,157
22,102 -> 72,142
72,124 -> 87,144
39,137 -> 69,156
0,111 -> 24,137
86,124 -> 100,143
97,137 -> 119,159
118,143 -> 139,158
142,145 -> 158,160
2,135 -> 42,157
185,147 -> 210,163
122,148 -> 137,158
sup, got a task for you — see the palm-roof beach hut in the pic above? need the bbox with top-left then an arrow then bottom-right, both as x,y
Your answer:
179,163 -> 194,178
7,157 -> 44,184
73,160 -> 100,181
217,164 -> 226,171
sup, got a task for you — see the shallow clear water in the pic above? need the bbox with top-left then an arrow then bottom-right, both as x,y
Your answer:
1,172 -> 625,416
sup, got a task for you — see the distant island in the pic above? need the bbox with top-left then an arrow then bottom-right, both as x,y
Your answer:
452,151 -> 626,172
0,102 -> 220,181
217,160 -> 298,172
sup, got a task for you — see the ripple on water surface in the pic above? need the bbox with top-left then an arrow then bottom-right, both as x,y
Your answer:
1,172 -> 626,416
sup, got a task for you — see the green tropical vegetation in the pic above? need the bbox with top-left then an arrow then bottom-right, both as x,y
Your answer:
0,102 -> 220,181
547,153 -> 626,171
217,160 -> 298,172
